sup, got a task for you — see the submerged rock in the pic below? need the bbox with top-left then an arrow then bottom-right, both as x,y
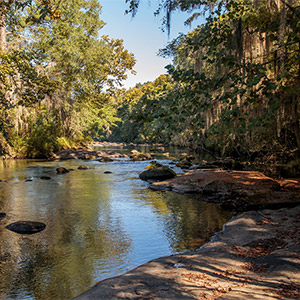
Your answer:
56,167 -> 70,174
5,221 -> 46,234
139,166 -> 176,181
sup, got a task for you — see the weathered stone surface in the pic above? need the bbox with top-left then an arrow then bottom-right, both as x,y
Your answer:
5,221 -> 46,234
150,169 -> 300,210
139,166 -> 176,181
56,167 -> 70,174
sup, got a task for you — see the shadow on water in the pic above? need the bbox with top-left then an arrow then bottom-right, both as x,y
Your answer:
0,158 -> 232,300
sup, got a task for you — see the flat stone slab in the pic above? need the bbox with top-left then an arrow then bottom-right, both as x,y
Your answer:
73,205 -> 300,300
5,221 -> 46,234
150,169 -> 300,210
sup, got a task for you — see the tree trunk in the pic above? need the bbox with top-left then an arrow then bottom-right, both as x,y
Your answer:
291,98 -> 300,150
0,7 -> 6,52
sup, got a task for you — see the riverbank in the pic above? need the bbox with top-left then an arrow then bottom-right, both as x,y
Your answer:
74,205 -> 300,300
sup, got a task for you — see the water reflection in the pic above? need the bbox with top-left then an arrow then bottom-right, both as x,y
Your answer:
0,159 -> 232,299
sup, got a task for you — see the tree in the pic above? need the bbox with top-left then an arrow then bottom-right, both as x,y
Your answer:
20,0 -> 135,150
122,0 -> 300,158
0,0 -> 60,155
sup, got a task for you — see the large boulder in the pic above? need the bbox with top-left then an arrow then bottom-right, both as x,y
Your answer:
139,166 -> 176,181
6,221 -> 46,234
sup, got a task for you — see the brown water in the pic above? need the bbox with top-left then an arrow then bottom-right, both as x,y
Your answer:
0,158 -> 232,299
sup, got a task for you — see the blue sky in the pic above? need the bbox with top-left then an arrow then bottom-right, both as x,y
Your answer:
99,0 -> 197,89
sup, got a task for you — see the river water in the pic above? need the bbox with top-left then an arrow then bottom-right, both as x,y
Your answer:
0,154 -> 232,299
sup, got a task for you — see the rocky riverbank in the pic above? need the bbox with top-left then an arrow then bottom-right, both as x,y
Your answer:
72,167 -> 300,300
149,169 -> 300,211
49,148 -> 128,160
74,205 -> 300,300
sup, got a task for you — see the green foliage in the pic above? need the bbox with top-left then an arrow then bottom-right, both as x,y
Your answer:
0,0 -> 135,158
119,0 -> 300,158
23,109 -> 59,158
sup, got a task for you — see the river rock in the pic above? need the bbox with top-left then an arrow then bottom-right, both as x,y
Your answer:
78,165 -> 91,170
98,157 -> 114,162
5,221 -> 46,234
139,166 -> 176,181
131,153 -> 153,161
56,167 -> 70,174
176,159 -> 192,169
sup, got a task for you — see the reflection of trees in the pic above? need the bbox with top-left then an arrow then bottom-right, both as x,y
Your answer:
141,190 -> 232,252
0,161 -> 132,300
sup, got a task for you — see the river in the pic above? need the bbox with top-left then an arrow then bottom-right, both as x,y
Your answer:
0,151 -> 232,299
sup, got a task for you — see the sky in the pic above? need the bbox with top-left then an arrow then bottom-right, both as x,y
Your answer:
98,0 -> 197,89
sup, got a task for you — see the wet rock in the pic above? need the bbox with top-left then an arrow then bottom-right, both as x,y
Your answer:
131,153 -> 153,161
40,176 -> 51,180
176,159 -> 192,169
25,179 -> 33,182
104,171 -> 112,174
130,149 -> 153,161
0,212 -> 6,218
84,154 -> 97,160
98,157 -> 113,162
78,165 -> 91,170
139,166 -> 176,181
5,221 -> 46,234
56,167 -> 70,174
